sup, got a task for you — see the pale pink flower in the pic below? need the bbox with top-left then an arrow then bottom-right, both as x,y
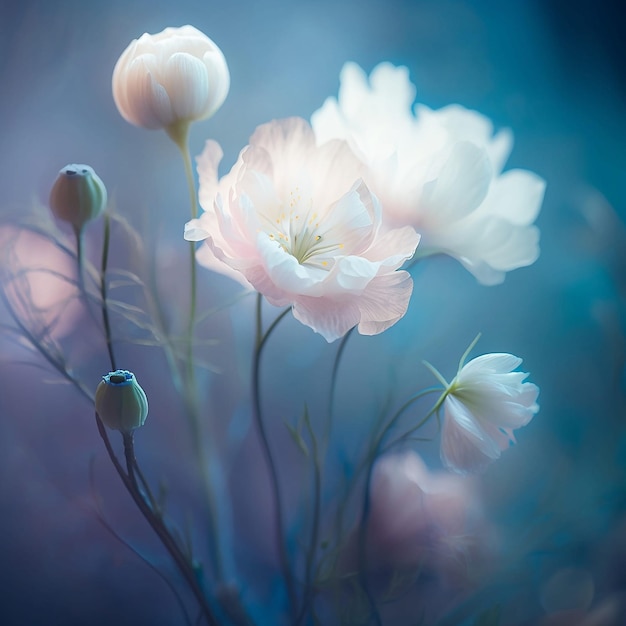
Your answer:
185,117 -> 420,342
311,62 -> 546,285
112,25 -> 229,133
367,451 -> 488,578
432,352 -> 539,472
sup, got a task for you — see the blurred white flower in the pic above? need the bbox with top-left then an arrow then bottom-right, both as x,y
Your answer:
112,25 -> 229,136
185,117 -> 420,342
367,451 -> 490,579
432,351 -> 539,472
312,62 -> 546,285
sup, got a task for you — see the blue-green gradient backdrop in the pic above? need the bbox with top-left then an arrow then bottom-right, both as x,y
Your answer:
1,1 -> 625,624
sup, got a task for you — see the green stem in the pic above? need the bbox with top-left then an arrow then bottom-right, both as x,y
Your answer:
171,125 -> 226,584
95,420 -> 218,626
74,226 -> 85,294
295,411 -> 321,625
100,213 -> 116,371
252,294 -> 296,617
352,386 -> 443,624
324,327 -> 354,448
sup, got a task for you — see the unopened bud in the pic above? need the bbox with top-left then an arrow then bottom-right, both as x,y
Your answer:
49,164 -> 107,231
95,370 -> 148,432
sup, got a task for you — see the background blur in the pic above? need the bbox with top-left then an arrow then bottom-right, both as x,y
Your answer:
1,0 -> 625,624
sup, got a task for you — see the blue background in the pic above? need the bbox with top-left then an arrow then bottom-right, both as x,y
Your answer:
1,0 -> 625,624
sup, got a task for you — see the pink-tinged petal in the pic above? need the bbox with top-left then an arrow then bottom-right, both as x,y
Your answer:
292,296 -> 362,343
356,271 -> 413,335
362,225 -> 420,265
197,139 -> 224,208
196,242 -> 254,289
189,116 -> 415,338
333,256 -> 380,292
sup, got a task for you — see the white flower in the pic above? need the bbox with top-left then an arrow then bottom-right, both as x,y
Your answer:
431,351 -> 539,473
112,25 -> 229,133
311,62 -> 546,285
185,117 -> 420,342
367,451 -> 485,572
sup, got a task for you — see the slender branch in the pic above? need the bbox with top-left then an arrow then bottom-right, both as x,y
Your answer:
295,409 -> 321,625
74,226 -> 85,294
252,294 -> 296,616
324,327 -> 354,448
100,212 -> 116,371
93,422 -> 218,626
357,456 -> 383,626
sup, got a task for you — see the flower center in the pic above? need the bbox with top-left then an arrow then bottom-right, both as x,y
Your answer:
264,188 -> 344,267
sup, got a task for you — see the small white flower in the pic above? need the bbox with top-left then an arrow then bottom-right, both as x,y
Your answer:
112,25 -> 229,133
427,345 -> 539,472
312,62 -> 546,285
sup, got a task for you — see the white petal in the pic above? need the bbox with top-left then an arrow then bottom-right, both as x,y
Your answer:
164,52 -> 209,121
420,141 -> 492,224
356,271 -> 413,335
197,139 -> 224,210
481,169 -> 546,226
184,218 -> 209,241
292,295 -> 362,343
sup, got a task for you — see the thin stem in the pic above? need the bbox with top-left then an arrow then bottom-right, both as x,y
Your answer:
100,213 -> 116,371
354,386 -> 443,625
170,126 -> 226,585
252,294 -> 296,617
295,410 -> 321,625
357,457 -> 383,626
324,327 -> 354,448
74,226 -> 85,294
375,387 -> 443,454
99,424 -> 218,626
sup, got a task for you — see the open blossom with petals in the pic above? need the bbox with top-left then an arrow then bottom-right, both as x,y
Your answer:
312,62 -> 546,285
112,25 -> 229,135
433,352 -> 539,472
185,117 -> 420,342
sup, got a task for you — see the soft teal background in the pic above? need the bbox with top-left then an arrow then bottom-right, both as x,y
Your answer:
1,1 -> 625,624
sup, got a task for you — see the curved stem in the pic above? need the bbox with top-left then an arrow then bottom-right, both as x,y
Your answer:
295,411 -> 321,625
324,327 -> 354,448
252,294 -> 296,616
94,418 -> 218,626
100,213 -> 116,371
357,456 -> 383,626
354,386 -> 443,625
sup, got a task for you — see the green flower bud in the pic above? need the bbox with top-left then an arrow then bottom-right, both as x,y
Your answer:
49,164 -> 107,231
95,370 -> 148,432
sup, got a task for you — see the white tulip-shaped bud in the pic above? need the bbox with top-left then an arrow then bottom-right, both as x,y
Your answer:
112,25 -> 230,142
95,370 -> 149,433
49,164 -> 107,231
